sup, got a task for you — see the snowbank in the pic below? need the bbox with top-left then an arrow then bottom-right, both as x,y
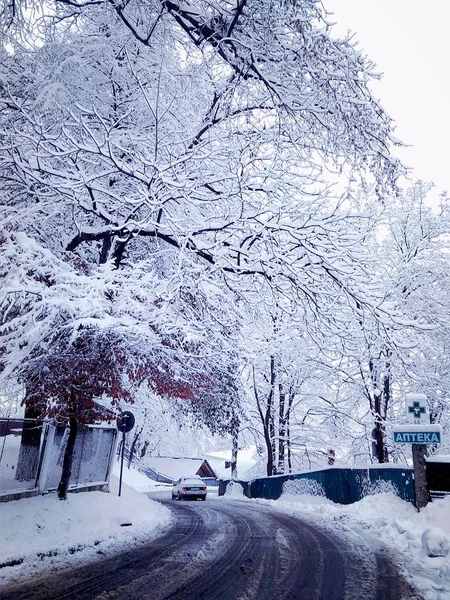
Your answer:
224,480 -> 245,497
112,459 -> 172,493
0,473 -> 172,587
260,491 -> 450,600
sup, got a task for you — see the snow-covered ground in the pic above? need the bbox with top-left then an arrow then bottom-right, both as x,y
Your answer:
253,490 -> 450,600
0,466 -> 172,588
1,466 -> 449,600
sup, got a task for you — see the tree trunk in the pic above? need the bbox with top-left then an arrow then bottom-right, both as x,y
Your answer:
140,440 -> 149,459
286,388 -> 294,473
374,406 -> 386,463
264,416 -> 274,477
99,232 -> 112,264
15,404 -> 42,482
252,360 -> 275,477
370,357 -> 388,463
231,429 -> 238,480
57,418 -> 78,500
286,422 -> 292,473
278,383 -> 286,474
127,427 -> 142,468
382,351 -> 391,462
268,355 -> 277,475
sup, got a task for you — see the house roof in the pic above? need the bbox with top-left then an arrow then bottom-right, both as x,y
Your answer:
142,456 -> 217,481
205,450 -> 260,480
204,454 -> 232,479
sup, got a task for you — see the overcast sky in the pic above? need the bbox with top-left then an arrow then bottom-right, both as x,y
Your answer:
330,1 -> 450,197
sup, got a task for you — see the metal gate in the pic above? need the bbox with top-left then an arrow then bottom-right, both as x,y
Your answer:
0,419 -> 117,501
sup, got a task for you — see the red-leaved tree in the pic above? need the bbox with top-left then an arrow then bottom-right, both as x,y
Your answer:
20,328 -> 134,499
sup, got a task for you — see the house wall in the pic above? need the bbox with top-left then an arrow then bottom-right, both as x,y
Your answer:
425,461 -> 450,493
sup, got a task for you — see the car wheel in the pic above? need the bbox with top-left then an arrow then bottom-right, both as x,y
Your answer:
177,493 -> 181,501
201,496 -> 206,501
172,493 -> 176,500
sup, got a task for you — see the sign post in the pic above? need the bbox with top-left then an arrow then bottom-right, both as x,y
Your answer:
412,443 -> 428,509
393,394 -> 442,509
116,411 -> 135,497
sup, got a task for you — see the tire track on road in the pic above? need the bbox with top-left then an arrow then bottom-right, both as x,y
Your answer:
0,497 -> 424,600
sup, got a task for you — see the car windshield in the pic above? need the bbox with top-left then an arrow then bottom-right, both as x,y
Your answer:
182,479 -> 203,484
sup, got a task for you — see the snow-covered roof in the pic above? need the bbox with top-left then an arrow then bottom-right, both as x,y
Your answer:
141,456 -> 216,481
205,449 -> 260,480
204,455 -> 231,479
426,455 -> 450,463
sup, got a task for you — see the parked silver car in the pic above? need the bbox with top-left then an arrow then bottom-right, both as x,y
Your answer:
172,476 -> 207,501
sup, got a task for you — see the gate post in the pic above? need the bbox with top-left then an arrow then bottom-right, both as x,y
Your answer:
105,428 -> 118,489
36,423 -> 56,494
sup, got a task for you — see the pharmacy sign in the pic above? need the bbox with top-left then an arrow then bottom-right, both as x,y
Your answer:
393,425 -> 442,445
395,394 -> 442,509
405,393 -> 427,422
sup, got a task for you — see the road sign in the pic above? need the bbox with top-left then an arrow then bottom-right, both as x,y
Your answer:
117,411 -> 135,497
117,411 -> 135,433
393,425 -> 442,444
405,393 -> 427,421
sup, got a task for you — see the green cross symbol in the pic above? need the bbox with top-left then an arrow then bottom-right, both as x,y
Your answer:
408,401 -> 426,419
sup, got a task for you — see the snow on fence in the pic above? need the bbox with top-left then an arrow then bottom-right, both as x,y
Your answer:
0,419 -> 117,501
0,418 -> 43,497
218,466 -> 416,505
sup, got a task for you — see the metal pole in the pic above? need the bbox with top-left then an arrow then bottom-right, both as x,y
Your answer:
118,429 -> 125,497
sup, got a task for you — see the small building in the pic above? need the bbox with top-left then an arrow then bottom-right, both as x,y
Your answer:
426,455 -> 450,500
139,456 -> 217,485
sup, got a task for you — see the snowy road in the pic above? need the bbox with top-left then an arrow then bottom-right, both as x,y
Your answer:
0,495 -> 421,600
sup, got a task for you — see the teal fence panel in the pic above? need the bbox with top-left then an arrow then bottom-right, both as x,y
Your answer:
219,467 -> 415,505
368,467 -> 415,502
218,479 -> 250,496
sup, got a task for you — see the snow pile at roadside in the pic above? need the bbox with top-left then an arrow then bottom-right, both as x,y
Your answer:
112,459 -> 171,493
268,491 -> 450,600
224,480 -> 245,497
0,474 -> 172,587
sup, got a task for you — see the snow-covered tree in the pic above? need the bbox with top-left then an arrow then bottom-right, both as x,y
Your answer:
1,0 -> 417,477
0,228 -> 242,493
324,183 -> 450,463
382,183 -> 450,454
2,0 -> 403,284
